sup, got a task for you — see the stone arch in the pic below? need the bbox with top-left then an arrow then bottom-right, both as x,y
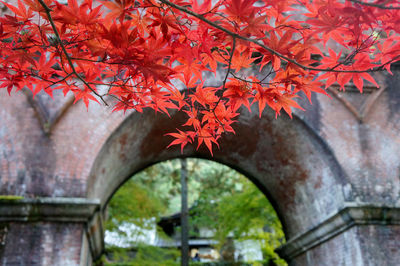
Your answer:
2,76 -> 400,265
2,84 -> 400,264
86,106 -> 347,240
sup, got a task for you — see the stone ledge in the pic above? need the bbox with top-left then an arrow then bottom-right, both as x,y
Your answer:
0,197 -> 104,260
276,203 -> 400,261
0,197 -> 100,222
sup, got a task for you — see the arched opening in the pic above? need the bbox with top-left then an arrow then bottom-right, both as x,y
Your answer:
103,158 -> 287,265
86,106 -> 347,263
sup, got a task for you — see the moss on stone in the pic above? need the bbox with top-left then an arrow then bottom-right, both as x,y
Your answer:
0,195 -> 24,201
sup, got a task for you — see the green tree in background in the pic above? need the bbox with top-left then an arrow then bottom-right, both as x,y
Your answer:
106,181 -> 166,243
104,159 -> 286,265
192,180 -> 285,264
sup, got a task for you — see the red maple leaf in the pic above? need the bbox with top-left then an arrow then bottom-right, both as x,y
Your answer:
166,129 -> 195,153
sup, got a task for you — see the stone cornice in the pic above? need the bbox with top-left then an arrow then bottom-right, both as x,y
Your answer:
0,197 -> 104,259
0,197 -> 100,222
276,203 -> 400,261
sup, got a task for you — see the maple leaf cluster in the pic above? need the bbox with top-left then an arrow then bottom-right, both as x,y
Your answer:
0,0 -> 399,154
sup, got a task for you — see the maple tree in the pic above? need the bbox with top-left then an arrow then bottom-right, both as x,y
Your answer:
0,0 -> 399,154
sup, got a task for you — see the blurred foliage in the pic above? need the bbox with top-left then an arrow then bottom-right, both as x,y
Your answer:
102,245 -> 180,266
104,159 -> 286,265
189,170 -> 286,265
106,181 -> 166,242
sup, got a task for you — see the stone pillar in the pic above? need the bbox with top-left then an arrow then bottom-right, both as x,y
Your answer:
277,204 -> 400,265
0,197 -> 103,266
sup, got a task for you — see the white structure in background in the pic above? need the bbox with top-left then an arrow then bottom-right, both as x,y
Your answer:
105,218 -> 264,262
234,239 -> 263,261
105,218 -> 158,248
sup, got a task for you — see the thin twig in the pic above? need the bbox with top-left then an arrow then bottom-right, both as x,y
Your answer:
211,37 -> 237,134
220,37 -> 236,99
229,71 -> 276,86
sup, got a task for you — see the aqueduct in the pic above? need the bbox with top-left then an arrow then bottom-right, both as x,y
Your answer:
1,65 -> 400,265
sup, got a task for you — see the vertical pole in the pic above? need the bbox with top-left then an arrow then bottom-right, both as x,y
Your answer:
180,158 -> 189,266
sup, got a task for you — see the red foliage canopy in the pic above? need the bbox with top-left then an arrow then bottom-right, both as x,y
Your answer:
0,0 -> 399,154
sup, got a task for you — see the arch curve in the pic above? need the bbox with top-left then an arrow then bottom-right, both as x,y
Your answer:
86,107 -> 346,238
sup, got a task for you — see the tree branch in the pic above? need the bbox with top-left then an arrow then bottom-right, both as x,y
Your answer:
36,0 -> 109,106
347,0 -> 400,10
160,0 -> 397,74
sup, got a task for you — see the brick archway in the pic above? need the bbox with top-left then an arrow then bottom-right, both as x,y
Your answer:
1,70 -> 400,265
86,105 -> 346,243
